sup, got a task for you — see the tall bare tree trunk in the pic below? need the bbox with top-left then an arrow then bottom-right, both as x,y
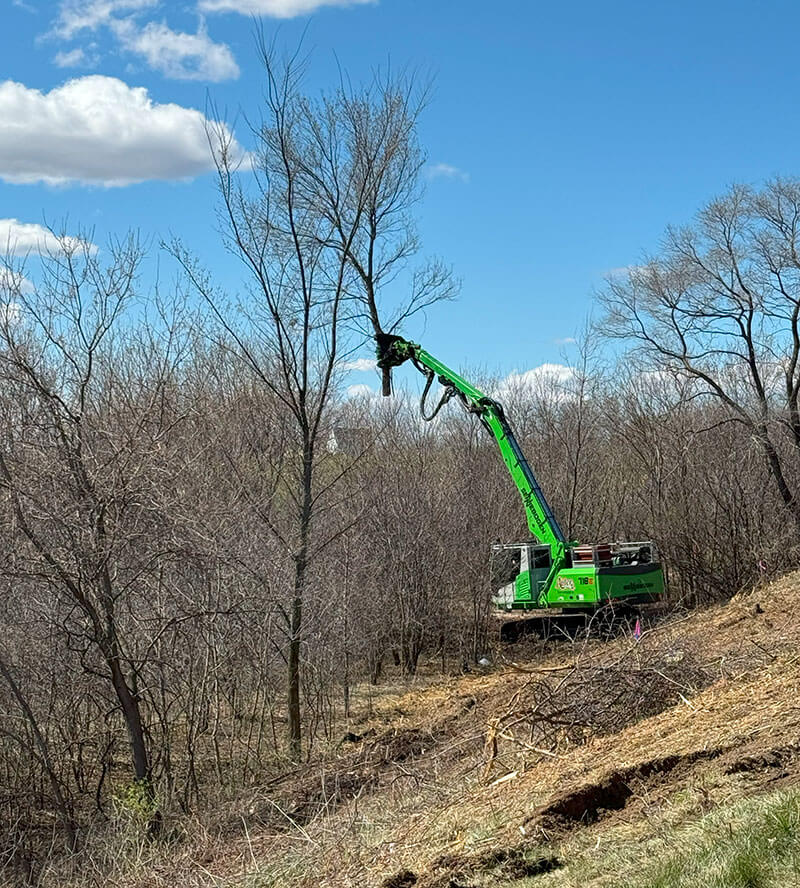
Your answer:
104,635 -> 161,835
107,655 -> 150,783
287,572 -> 304,761
759,428 -> 800,530
288,446 -> 313,761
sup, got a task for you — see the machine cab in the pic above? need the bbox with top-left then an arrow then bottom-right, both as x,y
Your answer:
491,542 -> 552,609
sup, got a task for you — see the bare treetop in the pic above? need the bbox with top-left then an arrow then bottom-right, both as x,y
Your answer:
602,177 -> 800,526
243,39 -> 457,385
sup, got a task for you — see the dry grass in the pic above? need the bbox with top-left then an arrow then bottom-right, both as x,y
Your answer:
37,571 -> 800,888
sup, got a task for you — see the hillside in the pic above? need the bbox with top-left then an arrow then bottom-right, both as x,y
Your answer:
61,572 -> 800,888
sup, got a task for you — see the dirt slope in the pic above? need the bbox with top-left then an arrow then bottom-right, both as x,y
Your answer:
115,571 -> 800,888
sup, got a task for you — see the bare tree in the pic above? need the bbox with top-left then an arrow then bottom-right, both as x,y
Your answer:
173,44 -> 451,760
0,233 -> 192,832
602,178 -> 800,531
273,49 -> 457,389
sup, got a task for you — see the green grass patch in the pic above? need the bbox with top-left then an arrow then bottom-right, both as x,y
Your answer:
529,786 -> 800,888
632,788 -> 800,888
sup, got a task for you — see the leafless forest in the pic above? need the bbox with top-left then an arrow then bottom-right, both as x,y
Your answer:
2,54 -> 800,886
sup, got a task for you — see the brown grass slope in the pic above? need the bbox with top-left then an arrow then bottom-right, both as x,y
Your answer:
65,571 -> 800,887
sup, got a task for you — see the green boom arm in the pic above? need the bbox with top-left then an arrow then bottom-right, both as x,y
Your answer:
376,334 -> 566,549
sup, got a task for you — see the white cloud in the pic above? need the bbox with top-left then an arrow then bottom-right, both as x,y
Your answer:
427,162 -> 469,183
342,357 -> 376,372
0,76 -> 242,186
52,0 -> 157,39
495,363 -> 577,403
199,0 -> 375,17
50,3 -> 239,82
0,219 -> 97,255
111,19 -> 239,81
508,364 -> 576,387
54,47 -> 94,67
554,336 -> 577,345
346,383 -> 376,399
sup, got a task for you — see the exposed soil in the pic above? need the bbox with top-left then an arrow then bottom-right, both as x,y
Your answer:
521,736 -> 800,840
527,747 -> 728,833
381,870 -> 418,888
382,844 -> 563,888
723,742 -> 800,777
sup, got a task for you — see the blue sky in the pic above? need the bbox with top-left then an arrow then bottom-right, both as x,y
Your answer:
3,0 -> 800,388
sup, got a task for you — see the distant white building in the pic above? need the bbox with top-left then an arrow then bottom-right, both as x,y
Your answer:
326,426 -> 371,456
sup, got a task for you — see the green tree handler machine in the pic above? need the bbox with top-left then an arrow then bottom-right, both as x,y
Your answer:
376,334 -> 665,641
